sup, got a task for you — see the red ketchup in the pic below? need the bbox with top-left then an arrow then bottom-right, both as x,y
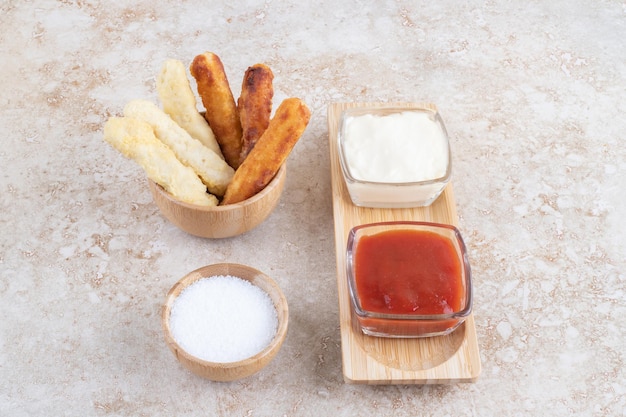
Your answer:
354,229 -> 463,316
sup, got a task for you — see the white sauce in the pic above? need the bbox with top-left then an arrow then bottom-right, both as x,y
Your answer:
340,110 -> 450,208
342,111 -> 448,183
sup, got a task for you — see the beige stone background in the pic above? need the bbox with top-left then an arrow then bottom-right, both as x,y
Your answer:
1,1 -> 625,416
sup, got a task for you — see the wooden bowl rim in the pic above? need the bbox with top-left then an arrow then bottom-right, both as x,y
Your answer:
162,263 -> 289,371
149,163 -> 286,212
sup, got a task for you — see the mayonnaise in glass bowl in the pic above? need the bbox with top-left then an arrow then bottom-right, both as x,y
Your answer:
338,107 -> 451,208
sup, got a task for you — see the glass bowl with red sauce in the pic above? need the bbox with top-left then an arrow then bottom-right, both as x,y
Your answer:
346,221 -> 472,338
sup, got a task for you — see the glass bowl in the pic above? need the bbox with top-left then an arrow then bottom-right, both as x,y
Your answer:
338,107 -> 451,208
346,221 -> 472,338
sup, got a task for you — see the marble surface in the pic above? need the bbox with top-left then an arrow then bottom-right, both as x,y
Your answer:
2,1 -> 625,415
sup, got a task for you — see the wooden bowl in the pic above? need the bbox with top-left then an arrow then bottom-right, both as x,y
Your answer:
148,164 -> 286,238
162,263 -> 289,381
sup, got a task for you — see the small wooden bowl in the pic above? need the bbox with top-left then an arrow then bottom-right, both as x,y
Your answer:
148,164 -> 286,238
162,263 -> 289,381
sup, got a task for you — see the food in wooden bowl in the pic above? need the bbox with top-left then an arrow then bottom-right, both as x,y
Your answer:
162,263 -> 289,381
346,221 -> 472,338
148,164 -> 286,238
102,52 -> 310,237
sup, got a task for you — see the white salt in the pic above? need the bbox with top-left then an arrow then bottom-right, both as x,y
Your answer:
169,275 -> 278,363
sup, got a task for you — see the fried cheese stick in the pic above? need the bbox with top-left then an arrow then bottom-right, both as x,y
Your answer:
156,59 -> 224,159
221,98 -> 310,205
103,117 -> 218,206
123,99 -> 234,197
238,63 -> 274,165
190,52 -> 243,169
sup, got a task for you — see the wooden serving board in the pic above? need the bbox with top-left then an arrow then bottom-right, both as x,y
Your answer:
328,102 -> 481,384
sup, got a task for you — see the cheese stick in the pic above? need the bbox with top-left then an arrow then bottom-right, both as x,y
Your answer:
123,99 -> 234,197
221,98 -> 310,205
238,63 -> 274,165
103,117 -> 217,206
156,59 -> 224,159
190,52 -> 243,169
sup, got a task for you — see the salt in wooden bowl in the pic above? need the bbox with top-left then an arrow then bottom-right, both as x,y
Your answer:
148,163 -> 286,238
162,263 -> 289,382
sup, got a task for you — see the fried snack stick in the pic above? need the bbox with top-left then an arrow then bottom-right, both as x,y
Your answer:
221,98 -> 310,205
190,52 -> 243,169
124,99 -> 234,197
156,59 -> 224,159
103,117 -> 217,206
238,63 -> 274,165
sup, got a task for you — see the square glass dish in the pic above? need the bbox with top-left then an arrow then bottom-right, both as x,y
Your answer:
337,107 -> 451,208
346,221 -> 472,338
